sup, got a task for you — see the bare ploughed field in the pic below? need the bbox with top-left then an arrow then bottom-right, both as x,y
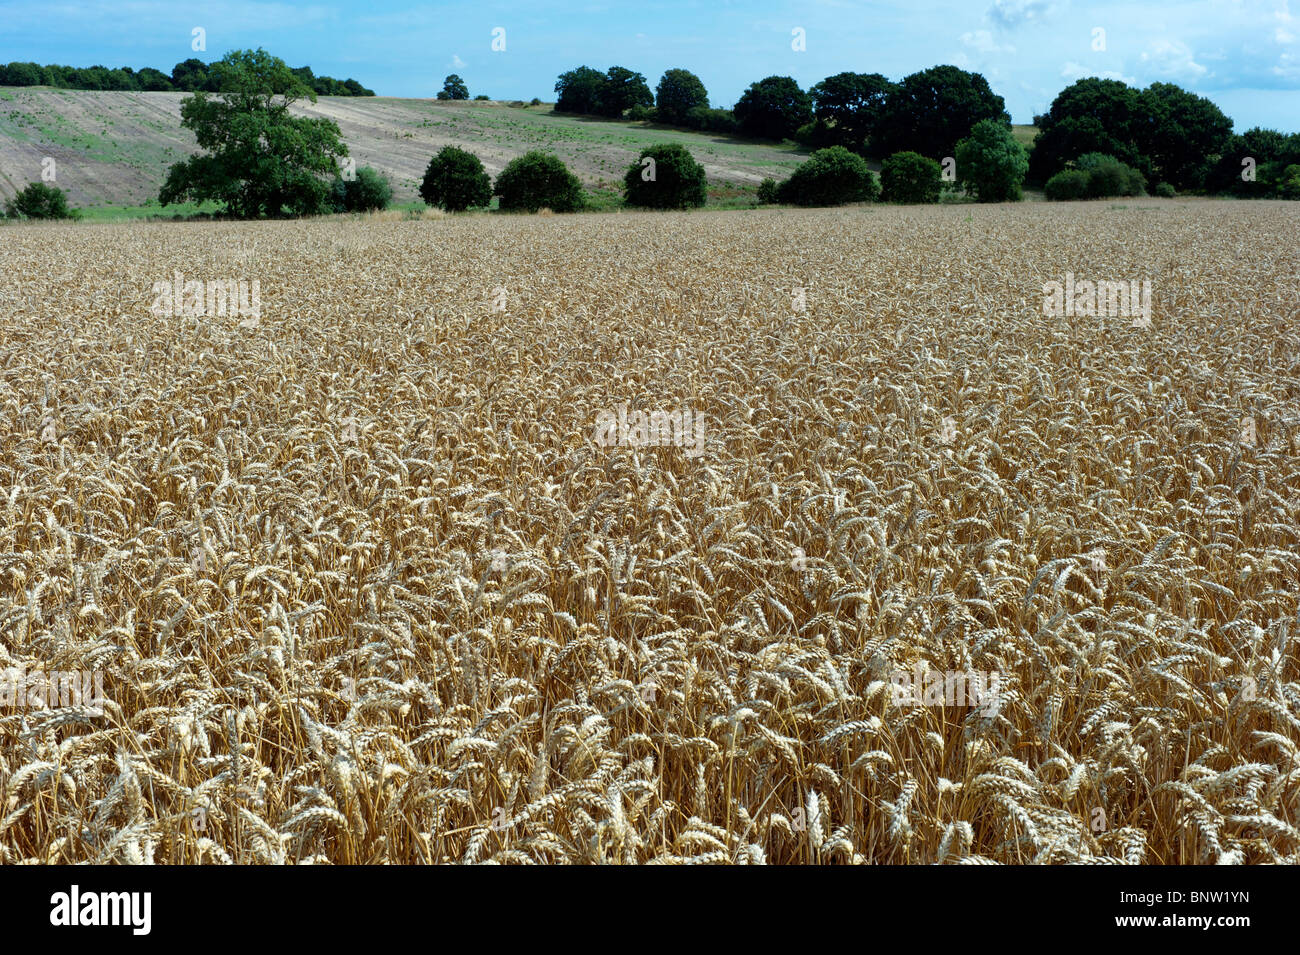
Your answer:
0,89 -> 802,208
1,200 -> 1298,864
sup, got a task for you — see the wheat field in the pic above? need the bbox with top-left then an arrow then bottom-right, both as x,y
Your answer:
1,201 -> 1298,864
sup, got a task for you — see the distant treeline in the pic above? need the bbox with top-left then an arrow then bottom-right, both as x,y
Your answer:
0,58 -> 374,96
555,63 -> 1300,197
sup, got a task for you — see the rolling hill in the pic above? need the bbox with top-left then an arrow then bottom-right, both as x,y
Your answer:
0,88 -> 813,212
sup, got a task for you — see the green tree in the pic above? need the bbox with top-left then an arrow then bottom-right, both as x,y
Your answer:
136,67 -> 175,91
623,143 -> 707,209
1027,79 -> 1148,184
158,49 -> 348,218
1031,78 -> 1232,190
330,166 -> 392,212
0,62 -> 44,85
880,151 -> 942,203
877,65 -> 1008,161
554,66 -> 605,114
776,145 -> 879,206
419,146 -> 491,211
438,74 -> 469,100
809,72 -> 896,153
103,67 -> 136,90
655,68 -> 709,125
170,58 -> 217,92
1279,164 -> 1300,199
3,182 -> 78,219
1207,128 -> 1300,195
954,119 -> 1027,202
733,76 -> 813,140
598,66 -> 653,117
494,152 -> 584,212
1139,82 -> 1232,190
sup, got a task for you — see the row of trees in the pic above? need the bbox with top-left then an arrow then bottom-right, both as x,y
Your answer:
554,63 -> 1300,198
14,47 -> 1294,220
554,65 -> 656,117
554,64 -> 1007,159
0,58 -> 373,95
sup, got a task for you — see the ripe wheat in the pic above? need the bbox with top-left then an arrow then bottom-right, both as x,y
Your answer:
1,202 -> 1298,864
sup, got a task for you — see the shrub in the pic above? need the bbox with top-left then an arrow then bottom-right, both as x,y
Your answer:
3,182 -> 78,219
794,119 -> 836,149
685,106 -> 739,134
775,146 -> 879,206
1076,152 -> 1146,197
954,119 -> 1028,202
494,151 -> 584,213
757,178 -> 779,203
473,94 -> 490,101
880,151 -> 942,203
529,97 -> 541,107
623,143 -> 707,209
627,104 -> 656,122
1154,181 -> 1177,198
1044,169 -> 1090,200
419,146 -> 491,212
1281,164 -> 1300,200
330,166 -> 392,213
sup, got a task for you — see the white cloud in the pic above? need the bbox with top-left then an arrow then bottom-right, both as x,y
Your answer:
448,54 -> 466,69
1139,39 -> 1208,80
987,0 -> 1063,29
1274,50 -> 1300,77
1060,60 -> 1135,84
962,29 -> 1016,53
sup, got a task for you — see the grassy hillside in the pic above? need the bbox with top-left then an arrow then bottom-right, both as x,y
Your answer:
0,88 -> 814,213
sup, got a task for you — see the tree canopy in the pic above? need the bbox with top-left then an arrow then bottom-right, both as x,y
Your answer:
655,69 -> 709,125
1028,78 -> 1232,190
0,56 -> 372,94
733,76 -> 813,141
955,118 -> 1028,202
438,74 -> 469,100
158,49 -> 349,218
809,72 -> 896,153
875,65 -> 1009,161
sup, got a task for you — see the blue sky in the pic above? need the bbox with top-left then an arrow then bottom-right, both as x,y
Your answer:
2,0 -> 1299,131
